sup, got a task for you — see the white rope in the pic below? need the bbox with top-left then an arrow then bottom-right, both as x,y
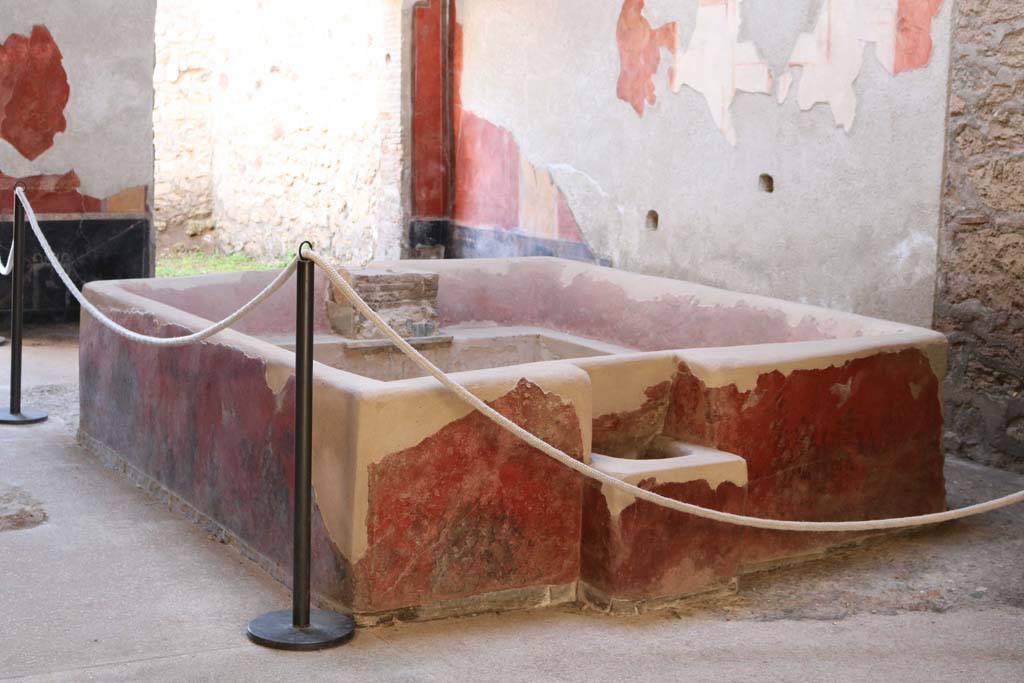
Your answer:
16,187 -> 297,347
0,226 -> 13,276
306,249 -> 1024,532
15,178 -> 1022,530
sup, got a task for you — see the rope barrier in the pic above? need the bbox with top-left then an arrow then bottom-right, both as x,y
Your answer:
11,184 -> 1024,532
16,187 -> 297,347
304,248 -> 1024,532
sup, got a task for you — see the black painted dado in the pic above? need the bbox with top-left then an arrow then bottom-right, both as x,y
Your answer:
0,217 -> 150,323
409,218 -> 452,249
448,223 -> 600,263
409,219 -> 607,264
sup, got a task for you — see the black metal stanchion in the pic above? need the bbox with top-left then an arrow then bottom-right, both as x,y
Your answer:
1,185 -> 47,425
247,242 -> 354,651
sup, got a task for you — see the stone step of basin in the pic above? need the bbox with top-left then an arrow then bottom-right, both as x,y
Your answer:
591,440 -> 748,518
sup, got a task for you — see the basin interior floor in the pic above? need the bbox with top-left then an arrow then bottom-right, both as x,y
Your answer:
1,328 -> 1022,682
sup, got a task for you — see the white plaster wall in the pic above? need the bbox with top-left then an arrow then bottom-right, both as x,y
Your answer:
204,0 -> 405,264
0,0 -> 156,198
456,0 -> 952,326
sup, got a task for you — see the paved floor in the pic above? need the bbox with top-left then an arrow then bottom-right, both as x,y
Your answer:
1,330 -> 1023,682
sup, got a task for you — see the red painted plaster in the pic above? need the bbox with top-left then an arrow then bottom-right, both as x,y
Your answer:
356,379 -> 584,613
664,349 -> 946,566
0,25 -> 69,160
582,477 -> 745,601
412,0 -> 447,217
452,109 -> 586,243
79,312 -> 351,604
453,110 -> 520,230
0,170 -> 100,213
592,380 -> 672,457
894,0 -> 943,74
451,4 -> 463,140
615,0 -> 678,117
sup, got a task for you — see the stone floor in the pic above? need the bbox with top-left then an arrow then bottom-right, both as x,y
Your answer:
1,328 -> 1023,682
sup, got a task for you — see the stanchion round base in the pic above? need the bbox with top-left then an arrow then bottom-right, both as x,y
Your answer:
247,609 -> 355,651
0,407 -> 48,425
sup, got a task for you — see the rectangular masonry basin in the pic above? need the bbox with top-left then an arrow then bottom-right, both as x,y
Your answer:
79,257 -> 947,622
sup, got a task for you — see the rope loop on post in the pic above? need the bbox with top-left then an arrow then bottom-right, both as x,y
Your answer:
0,184 -> 21,276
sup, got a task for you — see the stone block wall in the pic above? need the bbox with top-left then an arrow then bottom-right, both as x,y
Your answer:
152,0 -> 215,246
153,0 -> 405,264
936,0 -> 1024,471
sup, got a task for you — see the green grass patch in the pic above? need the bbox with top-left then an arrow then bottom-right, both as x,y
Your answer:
156,251 -> 292,278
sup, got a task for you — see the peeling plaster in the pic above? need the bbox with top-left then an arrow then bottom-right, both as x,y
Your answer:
888,231 -> 937,273
670,0 -> 773,146
788,0 -> 944,130
345,362 -> 594,561
830,378 -> 852,406
571,352 -> 679,417
611,0 -> 944,141
677,331 -> 947,393
591,447 -> 748,518
451,0 -> 949,327
265,363 -> 291,397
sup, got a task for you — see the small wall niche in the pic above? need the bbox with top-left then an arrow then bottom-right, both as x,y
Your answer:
759,174 -> 774,193
645,210 -> 660,231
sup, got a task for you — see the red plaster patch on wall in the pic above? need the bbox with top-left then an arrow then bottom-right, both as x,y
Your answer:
453,111 -> 589,243
894,0 -> 943,74
0,25 -> 69,160
615,0 -> 678,117
453,110 -> 520,230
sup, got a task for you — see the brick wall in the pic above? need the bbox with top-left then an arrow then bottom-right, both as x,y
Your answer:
936,0 -> 1024,471
326,270 -> 440,339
